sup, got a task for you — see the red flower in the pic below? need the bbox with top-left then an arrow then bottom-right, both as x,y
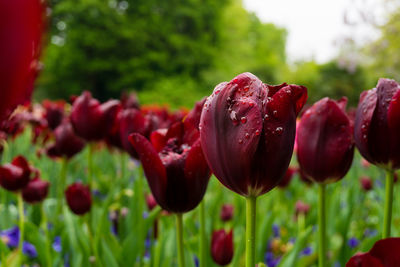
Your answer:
297,97 -> 354,183
128,121 -> 210,213
0,0 -> 44,122
70,91 -> 121,141
0,156 -> 32,191
46,121 -> 85,159
22,178 -> 49,204
211,229 -> 234,266
119,108 -> 150,158
360,176 -> 373,192
65,183 -> 92,215
295,200 -> 310,218
220,204 -> 234,222
354,79 -> 400,170
200,72 -> 307,196
277,167 -> 297,188
346,238 -> 400,267
42,100 -> 66,130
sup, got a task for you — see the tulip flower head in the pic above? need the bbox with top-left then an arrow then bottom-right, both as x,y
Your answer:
200,72 -> 307,197
295,200 -> 310,218
65,183 -> 92,215
220,204 -> 234,222
129,107 -> 211,213
360,176 -> 373,192
354,78 -> 400,170
297,97 -> 354,183
42,100 -> 65,130
346,237 -> 400,266
70,91 -> 120,141
46,121 -> 85,159
22,177 -> 49,204
0,155 -> 32,191
211,229 -> 234,266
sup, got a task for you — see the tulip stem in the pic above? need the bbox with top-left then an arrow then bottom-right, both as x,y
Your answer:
383,169 -> 395,238
88,143 -> 94,188
318,183 -> 326,267
57,158 -> 68,217
176,213 -> 185,267
199,200 -> 206,267
17,192 -> 24,252
246,196 -> 257,267
41,204 -> 52,267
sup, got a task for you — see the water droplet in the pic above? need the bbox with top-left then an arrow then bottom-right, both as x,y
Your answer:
215,89 -> 220,95
238,139 -> 243,144
249,102 -> 254,107
275,127 -> 283,135
245,133 -> 250,139
241,117 -> 247,124
255,129 -> 260,136
264,114 -> 269,121
243,86 -> 249,92
273,110 -> 278,117
232,78 -> 238,84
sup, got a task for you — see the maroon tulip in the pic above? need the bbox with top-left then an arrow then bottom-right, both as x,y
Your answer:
22,178 -> 49,204
346,238 -> 400,267
295,200 -> 310,218
354,78 -> 400,170
277,166 -> 297,188
65,183 -> 92,215
106,109 -> 123,149
46,121 -> 85,159
360,176 -> 373,192
119,108 -> 150,158
211,229 -> 234,266
297,97 -> 354,183
0,0 -> 44,122
42,100 -> 65,130
70,91 -> 120,141
200,72 -> 307,196
220,204 -> 234,222
128,121 -> 210,213
0,156 -> 32,191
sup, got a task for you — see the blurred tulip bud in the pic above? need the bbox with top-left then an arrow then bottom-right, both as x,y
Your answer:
22,178 -> 49,204
220,204 -> 234,222
65,183 -> 92,215
360,176 -> 373,192
211,229 -> 233,266
0,156 -> 32,191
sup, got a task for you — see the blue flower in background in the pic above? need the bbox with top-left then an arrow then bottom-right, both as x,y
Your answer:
364,228 -> 378,237
301,246 -> 312,256
193,255 -> 199,267
265,252 -> 280,267
23,241 -> 38,258
0,226 -> 20,248
142,211 -> 149,219
53,236 -> 62,252
272,224 -> 280,238
348,237 -> 359,249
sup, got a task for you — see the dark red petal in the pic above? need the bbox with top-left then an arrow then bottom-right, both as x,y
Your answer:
297,98 -> 354,183
22,178 -> 49,204
0,164 -> 24,191
387,90 -> 400,169
11,155 -> 31,174
200,73 -> 264,196
53,122 -> 85,159
120,109 -> 149,158
354,88 -> 377,164
346,253 -> 383,267
369,238 -> 400,266
150,129 -> 168,152
0,0 -> 44,122
128,133 -> 167,206
211,229 -> 233,266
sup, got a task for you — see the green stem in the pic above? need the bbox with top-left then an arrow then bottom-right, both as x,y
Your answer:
298,213 -> 305,234
41,204 -> 52,267
88,143 -> 94,188
85,216 -> 102,267
246,196 -> 257,267
176,213 -> 185,267
120,153 -> 126,180
383,169 -> 395,238
318,183 -> 326,267
17,193 -> 24,252
199,200 -> 206,267
57,158 -> 68,217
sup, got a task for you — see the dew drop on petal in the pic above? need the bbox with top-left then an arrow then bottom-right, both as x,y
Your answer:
245,132 -> 250,139
238,139 -> 243,144
241,117 -> 247,124
275,127 -> 283,135
255,129 -> 260,136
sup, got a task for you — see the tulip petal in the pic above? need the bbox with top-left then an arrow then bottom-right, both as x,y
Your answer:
128,133 -> 167,206
388,90 -> 400,169
150,129 -> 168,152
369,238 -> 400,266
120,109 -> 149,158
200,73 -> 264,196
297,98 -> 354,183
354,88 -> 377,164
346,253 -> 383,267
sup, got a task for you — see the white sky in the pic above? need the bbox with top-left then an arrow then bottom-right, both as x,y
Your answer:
243,0 -> 386,63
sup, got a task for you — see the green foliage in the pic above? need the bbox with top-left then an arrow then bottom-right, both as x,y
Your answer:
35,0 -> 287,107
